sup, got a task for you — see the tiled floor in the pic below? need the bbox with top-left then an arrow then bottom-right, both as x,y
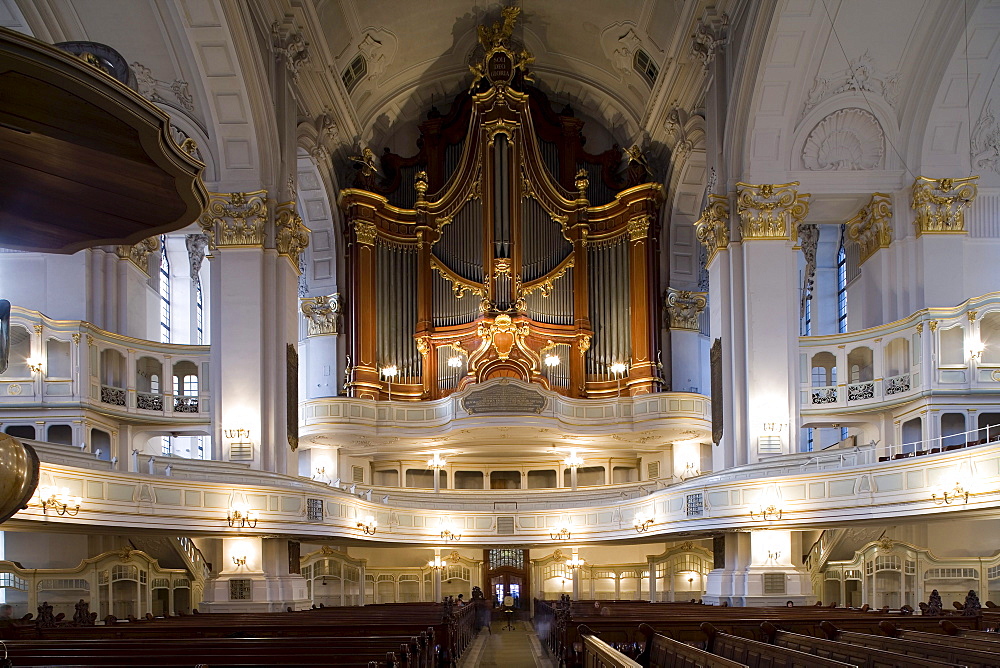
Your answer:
459,619 -> 556,667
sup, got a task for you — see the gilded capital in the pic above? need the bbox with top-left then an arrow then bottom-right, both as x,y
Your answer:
115,236 -> 159,275
353,220 -> 378,246
695,194 -> 730,264
664,288 -> 707,331
627,214 -> 652,241
846,193 -> 893,265
199,190 -> 268,248
301,294 -> 343,336
275,201 -> 310,263
911,176 -> 978,235
735,182 -> 810,241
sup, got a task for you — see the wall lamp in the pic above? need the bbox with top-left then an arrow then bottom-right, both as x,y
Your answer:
39,486 -> 81,516
633,515 -> 655,533
749,504 -> 782,521
970,343 -> 985,363
26,357 -> 44,375
564,450 -> 584,469
428,453 -> 447,470
232,556 -> 247,567
566,556 -> 585,571
440,525 -> 462,541
428,556 -> 447,571
227,503 -> 257,528
447,356 -> 463,368
609,362 -> 628,397
550,524 -> 572,540
357,515 -> 378,535
381,365 -> 398,401
932,482 -> 969,505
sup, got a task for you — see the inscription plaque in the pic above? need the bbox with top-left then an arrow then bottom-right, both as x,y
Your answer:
461,380 -> 547,414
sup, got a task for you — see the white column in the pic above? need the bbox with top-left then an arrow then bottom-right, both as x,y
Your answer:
433,549 -> 443,602
648,557 -> 657,602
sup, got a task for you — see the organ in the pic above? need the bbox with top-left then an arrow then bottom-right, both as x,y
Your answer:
340,8 -> 664,401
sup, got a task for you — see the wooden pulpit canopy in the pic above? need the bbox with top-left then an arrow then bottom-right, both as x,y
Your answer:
0,27 -> 207,254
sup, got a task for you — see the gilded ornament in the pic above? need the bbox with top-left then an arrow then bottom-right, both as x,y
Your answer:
430,258 -> 486,299
665,288 -> 707,331
300,294 -> 343,336
414,170 -> 429,199
695,194 -> 730,263
916,323 -> 923,334
968,310 -> 978,322
574,168 -> 589,195
627,215 -> 652,241
578,334 -> 592,356
846,193 -> 892,265
200,191 -> 268,248
72,333 -> 80,344
735,182 -> 810,241
911,176 -> 978,235
32,323 -> 42,335
353,221 -> 378,246
520,258 -> 574,298
477,313 -> 530,361
929,320 -> 939,332
115,236 -> 160,274
415,336 -> 430,358
275,202 -> 310,261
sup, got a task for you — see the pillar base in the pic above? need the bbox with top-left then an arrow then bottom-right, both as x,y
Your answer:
201,573 -> 310,612
703,567 -> 814,607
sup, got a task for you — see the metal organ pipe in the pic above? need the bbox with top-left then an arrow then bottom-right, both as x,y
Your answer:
493,134 -> 511,259
376,241 -> 420,384
586,237 -> 631,378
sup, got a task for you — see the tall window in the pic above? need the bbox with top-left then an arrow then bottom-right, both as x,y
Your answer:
803,297 -> 812,336
837,230 -> 848,334
159,237 -> 170,343
174,375 -> 198,396
195,284 -> 204,344
161,436 -> 172,456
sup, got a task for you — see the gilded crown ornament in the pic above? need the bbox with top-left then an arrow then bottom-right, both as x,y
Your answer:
735,182 -> 810,241
847,194 -> 893,265
469,7 -> 534,90
695,194 -> 730,263
911,176 -> 978,235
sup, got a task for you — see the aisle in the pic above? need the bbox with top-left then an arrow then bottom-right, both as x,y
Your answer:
459,619 -> 555,667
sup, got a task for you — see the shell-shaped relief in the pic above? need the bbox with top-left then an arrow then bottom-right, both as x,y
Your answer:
802,108 -> 884,171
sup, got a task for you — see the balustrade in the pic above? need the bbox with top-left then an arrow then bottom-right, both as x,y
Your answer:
800,292 -> 1000,412
0,307 -> 209,423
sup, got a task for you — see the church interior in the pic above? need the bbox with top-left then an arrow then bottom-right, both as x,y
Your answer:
3,0 -> 1000,664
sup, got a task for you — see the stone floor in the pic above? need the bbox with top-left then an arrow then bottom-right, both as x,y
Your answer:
459,619 -> 555,667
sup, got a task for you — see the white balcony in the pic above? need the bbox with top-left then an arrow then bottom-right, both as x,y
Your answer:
799,292 -> 1000,414
1,307 -> 210,424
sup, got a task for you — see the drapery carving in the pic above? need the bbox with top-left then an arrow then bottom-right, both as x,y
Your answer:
798,224 -> 819,319
275,202 -> 310,263
185,234 -> 209,289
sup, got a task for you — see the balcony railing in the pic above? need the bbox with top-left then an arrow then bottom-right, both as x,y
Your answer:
1,307 -> 210,423
800,291 -> 1000,411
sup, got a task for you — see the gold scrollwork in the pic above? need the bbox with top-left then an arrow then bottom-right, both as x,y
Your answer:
300,294 -> 343,336
199,190 -> 268,248
476,313 -> 531,361
415,336 -> 430,358
735,182 -> 810,241
695,194 -> 730,264
353,221 -> 378,246
578,334 -> 592,357
519,256 -> 574,298
912,176 -> 978,235
430,257 -> 486,299
665,288 -> 708,331
627,214 -> 652,241
115,236 -> 160,275
275,202 -> 310,261
846,193 -> 892,265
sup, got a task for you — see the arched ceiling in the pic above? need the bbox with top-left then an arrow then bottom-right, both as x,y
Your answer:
314,0 -> 707,149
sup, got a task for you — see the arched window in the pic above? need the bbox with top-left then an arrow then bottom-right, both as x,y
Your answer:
342,54 -> 366,92
633,49 -> 658,86
159,236 -> 170,343
837,231 -> 848,333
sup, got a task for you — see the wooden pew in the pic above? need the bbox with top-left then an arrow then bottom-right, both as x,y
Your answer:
760,621 -> 960,668
821,621 -> 1000,668
701,623 -> 856,668
880,620 -> 1000,652
637,623 -> 748,668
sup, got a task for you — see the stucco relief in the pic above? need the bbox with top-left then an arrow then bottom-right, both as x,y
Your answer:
802,108 -> 884,171
972,101 -> 1000,175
